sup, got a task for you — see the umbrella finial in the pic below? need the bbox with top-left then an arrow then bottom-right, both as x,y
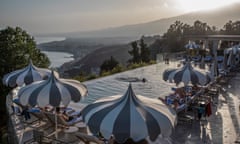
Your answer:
123,83 -> 138,100
48,70 -> 58,82
51,70 -> 58,78
28,59 -> 34,67
129,82 -> 132,87
28,59 -> 35,67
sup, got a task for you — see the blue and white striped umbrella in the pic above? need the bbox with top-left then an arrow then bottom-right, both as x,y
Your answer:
18,70 -> 87,139
224,44 -> 240,55
185,41 -> 200,49
82,84 -> 176,143
163,62 -> 210,86
3,60 -> 52,87
232,44 -> 240,49
224,45 -> 240,67
18,70 -> 87,107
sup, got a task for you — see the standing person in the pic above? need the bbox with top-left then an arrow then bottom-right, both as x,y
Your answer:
22,106 -> 31,121
205,102 -> 212,117
198,104 -> 205,120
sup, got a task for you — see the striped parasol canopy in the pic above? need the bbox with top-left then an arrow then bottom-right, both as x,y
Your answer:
17,70 -> 87,139
224,45 -> 240,68
82,84 -> 177,143
163,62 -> 210,86
224,44 -> 240,55
232,44 -> 240,49
18,70 -> 87,107
3,60 -> 53,87
224,47 -> 240,55
185,41 -> 200,49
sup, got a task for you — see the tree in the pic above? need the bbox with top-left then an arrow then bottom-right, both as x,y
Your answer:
139,39 -> 150,63
161,20 -> 218,53
100,56 -> 119,73
163,21 -> 186,53
221,20 -> 240,35
0,27 -> 50,136
128,41 -> 141,63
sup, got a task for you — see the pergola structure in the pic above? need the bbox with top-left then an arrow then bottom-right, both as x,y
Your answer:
185,35 -> 240,50
185,35 -> 240,59
185,35 -> 240,77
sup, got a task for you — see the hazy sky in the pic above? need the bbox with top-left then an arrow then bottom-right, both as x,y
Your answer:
1,0 -> 239,35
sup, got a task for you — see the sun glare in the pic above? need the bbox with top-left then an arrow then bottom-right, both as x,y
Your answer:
177,0 -> 240,12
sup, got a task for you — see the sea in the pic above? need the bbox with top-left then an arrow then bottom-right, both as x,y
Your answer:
35,36 -> 74,68
35,36 -> 176,106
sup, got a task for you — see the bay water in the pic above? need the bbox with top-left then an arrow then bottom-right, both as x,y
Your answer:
35,36 -> 74,68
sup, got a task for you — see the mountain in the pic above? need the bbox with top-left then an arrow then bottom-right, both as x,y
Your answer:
62,44 -> 131,76
50,3 -> 240,77
65,3 -> 240,38
61,35 -> 160,76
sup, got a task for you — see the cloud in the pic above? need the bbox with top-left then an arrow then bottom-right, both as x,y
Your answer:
163,2 -> 169,8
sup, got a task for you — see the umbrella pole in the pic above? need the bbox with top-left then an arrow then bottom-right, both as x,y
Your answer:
185,85 -> 188,112
55,107 -> 58,139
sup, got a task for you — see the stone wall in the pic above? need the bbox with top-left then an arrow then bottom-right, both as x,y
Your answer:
6,91 -> 21,144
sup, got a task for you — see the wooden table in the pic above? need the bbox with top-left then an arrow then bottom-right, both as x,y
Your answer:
63,126 -> 78,142
75,122 -> 87,133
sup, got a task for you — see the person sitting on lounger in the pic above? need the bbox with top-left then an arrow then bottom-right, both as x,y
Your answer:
55,107 -> 74,122
173,99 -> 179,110
61,111 -> 74,122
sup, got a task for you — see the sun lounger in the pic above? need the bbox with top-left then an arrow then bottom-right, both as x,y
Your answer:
28,110 -> 48,124
176,104 -> 187,113
12,99 -> 40,124
68,110 -> 81,117
44,112 -> 82,127
177,113 -> 194,125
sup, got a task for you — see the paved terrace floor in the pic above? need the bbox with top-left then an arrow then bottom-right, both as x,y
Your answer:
6,65 -> 240,144
170,71 -> 240,144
